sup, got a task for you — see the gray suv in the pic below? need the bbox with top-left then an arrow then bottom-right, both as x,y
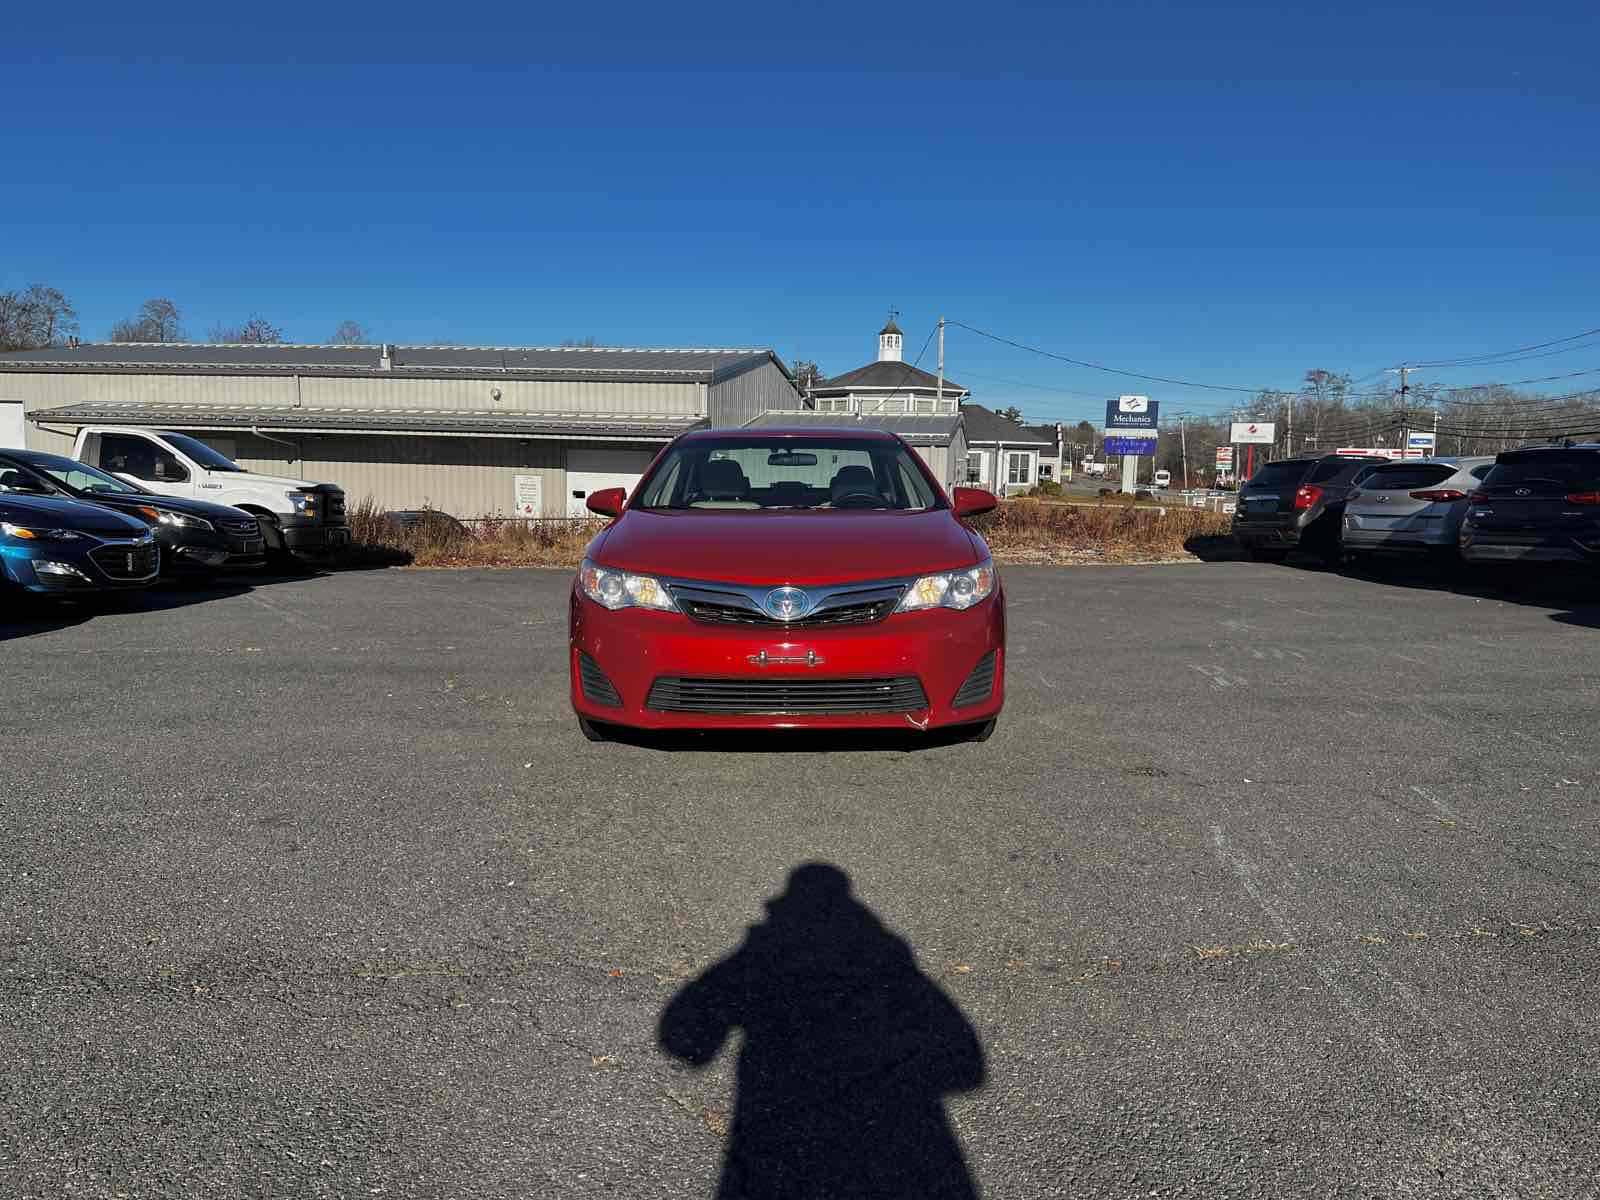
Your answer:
1232,453 -> 1389,564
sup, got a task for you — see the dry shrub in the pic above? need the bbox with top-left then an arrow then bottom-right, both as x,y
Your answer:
342,495 -> 1231,571
342,497 -> 602,569
969,498 -> 1232,563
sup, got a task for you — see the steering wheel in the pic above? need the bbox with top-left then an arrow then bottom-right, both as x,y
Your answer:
831,490 -> 883,508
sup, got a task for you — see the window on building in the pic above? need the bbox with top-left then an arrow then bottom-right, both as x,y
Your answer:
966,453 -> 983,483
1007,452 -> 1031,485
1039,463 -> 1053,480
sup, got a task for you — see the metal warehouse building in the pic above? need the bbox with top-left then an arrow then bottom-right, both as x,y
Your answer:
0,342 -> 802,517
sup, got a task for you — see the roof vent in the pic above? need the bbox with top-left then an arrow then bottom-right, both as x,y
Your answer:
380,343 -> 395,370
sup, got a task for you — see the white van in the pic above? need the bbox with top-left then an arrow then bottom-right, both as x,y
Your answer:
1152,469 -> 1171,489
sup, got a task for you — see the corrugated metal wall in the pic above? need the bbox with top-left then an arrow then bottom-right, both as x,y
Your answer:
706,360 -> 802,427
8,370 -> 701,418
199,432 -> 666,518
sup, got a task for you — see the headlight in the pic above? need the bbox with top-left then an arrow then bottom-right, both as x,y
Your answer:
1,522 -> 85,542
578,558 -> 678,612
287,491 -> 317,515
160,510 -> 213,531
896,559 -> 996,612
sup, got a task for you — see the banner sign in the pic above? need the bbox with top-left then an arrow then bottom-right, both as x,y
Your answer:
1105,433 -> 1158,455
1215,447 -> 1234,466
1230,421 -> 1275,444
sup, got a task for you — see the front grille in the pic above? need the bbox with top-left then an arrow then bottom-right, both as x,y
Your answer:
219,518 -> 263,536
671,584 -> 904,628
646,675 -> 928,715
323,490 -> 347,524
89,542 -> 159,580
578,653 -> 622,707
952,651 -> 997,708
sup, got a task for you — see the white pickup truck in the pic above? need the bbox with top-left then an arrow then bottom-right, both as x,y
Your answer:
67,427 -> 350,561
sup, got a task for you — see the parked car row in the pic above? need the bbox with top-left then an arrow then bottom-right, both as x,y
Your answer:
1,430 -> 348,597
1231,444 -> 1600,574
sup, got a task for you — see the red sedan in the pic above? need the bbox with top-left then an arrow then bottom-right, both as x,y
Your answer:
568,429 -> 1005,740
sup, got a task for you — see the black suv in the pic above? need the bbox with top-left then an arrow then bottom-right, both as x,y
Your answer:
1460,444 -> 1600,568
1232,453 -> 1389,563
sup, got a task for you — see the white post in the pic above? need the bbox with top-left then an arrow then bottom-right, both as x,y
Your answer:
1120,454 -> 1138,495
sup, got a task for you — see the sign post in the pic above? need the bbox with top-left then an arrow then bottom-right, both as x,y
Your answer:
1104,395 -> 1160,494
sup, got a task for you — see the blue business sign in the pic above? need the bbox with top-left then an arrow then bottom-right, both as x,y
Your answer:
1104,395 -> 1160,432
1106,434 -> 1159,455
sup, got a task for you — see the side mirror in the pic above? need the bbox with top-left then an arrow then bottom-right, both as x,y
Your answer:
585,487 -> 626,518
952,486 -> 998,519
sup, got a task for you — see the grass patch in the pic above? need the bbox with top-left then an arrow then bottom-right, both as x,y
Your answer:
338,495 -> 1234,571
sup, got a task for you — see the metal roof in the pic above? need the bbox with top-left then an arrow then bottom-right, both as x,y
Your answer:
28,400 -> 700,441
0,342 -> 790,385
960,404 -> 1053,446
811,360 -> 967,395
743,410 -> 962,446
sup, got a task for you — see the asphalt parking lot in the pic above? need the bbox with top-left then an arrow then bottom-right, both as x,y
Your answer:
4,563 -> 1598,1198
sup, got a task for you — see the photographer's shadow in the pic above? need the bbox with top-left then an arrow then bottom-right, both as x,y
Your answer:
659,864 -> 985,1199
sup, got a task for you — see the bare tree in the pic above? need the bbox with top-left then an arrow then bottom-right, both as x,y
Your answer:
328,320 -> 367,345
110,297 -> 185,342
793,360 -> 823,391
0,284 -> 79,350
208,315 -> 284,344
997,405 -> 1025,423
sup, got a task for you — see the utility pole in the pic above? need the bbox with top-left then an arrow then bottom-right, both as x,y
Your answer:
936,316 -> 944,409
1179,413 -> 1189,490
1390,365 -> 1412,458
1287,390 -> 1294,456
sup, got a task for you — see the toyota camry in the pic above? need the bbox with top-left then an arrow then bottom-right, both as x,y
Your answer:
568,429 -> 1005,740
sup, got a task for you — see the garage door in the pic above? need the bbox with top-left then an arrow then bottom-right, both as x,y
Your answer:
566,448 -> 656,517
0,402 -> 23,449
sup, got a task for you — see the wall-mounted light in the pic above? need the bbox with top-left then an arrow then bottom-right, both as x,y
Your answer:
491,387 -> 503,402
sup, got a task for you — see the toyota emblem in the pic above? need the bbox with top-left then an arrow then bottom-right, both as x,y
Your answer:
763,586 -> 811,621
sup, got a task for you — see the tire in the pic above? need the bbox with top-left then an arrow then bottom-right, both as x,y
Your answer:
577,716 -> 610,743
1247,547 -> 1287,563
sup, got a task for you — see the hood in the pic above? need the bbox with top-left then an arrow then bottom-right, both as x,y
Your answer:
72,490 -> 255,522
0,492 -> 151,535
594,509 -> 982,585
210,470 -> 321,490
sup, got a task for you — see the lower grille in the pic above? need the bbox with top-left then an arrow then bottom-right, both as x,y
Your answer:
578,653 -> 622,707
952,651 -> 997,708
89,542 -> 159,580
645,675 -> 928,715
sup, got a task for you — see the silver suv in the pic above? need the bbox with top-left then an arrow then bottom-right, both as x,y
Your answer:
1342,457 -> 1496,568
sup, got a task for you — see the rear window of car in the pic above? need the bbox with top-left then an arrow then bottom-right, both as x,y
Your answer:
1244,461 -> 1310,488
1484,451 -> 1600,490
1308,457 -> 1380,483
1358,464 -> 1455,490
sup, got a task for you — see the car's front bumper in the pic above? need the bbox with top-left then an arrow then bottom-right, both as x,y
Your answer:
569,588 -> 1005,730
158,530 -> 268,573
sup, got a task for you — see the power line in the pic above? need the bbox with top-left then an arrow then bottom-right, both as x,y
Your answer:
1407,323 -> 1600,369
948,320 -> 1262,394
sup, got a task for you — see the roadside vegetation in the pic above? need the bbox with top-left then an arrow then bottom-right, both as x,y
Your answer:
342,495 -> 1231,570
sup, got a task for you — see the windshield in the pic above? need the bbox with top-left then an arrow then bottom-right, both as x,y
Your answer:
635,437 -> 945,512
14,450 -> 148,496
159,432 -> 243,472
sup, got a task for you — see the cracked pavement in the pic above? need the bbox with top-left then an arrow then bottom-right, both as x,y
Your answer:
3,562 -> 1599,1197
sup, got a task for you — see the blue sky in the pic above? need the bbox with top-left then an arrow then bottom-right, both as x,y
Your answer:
4,1 -> 1597,422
